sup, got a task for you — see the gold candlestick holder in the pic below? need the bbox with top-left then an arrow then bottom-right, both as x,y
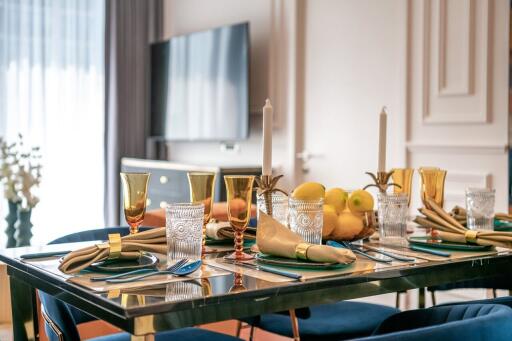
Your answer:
363,170 -> 401,193
255,174 -> 288,216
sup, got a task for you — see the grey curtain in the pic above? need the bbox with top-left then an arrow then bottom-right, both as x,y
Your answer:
104,0 -> 164,225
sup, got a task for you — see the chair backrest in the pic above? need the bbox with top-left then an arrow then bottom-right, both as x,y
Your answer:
356,303 -> 512,341
40,227 -> 146,340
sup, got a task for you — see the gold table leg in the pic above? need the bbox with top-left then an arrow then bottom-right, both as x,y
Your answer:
289,309 -> 300,341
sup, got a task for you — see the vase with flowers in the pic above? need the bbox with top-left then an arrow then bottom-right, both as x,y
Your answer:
0,135 -> 41,247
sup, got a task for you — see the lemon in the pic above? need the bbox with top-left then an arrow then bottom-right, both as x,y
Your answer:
347,189 -> 374,213
325,188 -> 348,214
331,212 -> 364,240
322,204 -> 338,238
291,182 -> 325,200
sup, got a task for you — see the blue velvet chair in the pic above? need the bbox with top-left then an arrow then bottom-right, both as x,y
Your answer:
39,227 -> 241,341
240,301 -> 399,341
427,275 -> 512,305
353,303 -> 512,341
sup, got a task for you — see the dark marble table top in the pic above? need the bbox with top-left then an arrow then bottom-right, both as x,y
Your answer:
2,240 -> 511,336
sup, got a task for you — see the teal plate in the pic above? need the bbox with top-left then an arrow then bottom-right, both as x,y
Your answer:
88,252 -> 159,273
255,253 -> 350,270
494,219 -> 512,231
408,236 -> 492,251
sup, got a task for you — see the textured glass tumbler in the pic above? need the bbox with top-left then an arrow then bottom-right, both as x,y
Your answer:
466,188 -> 495,231
288,198 -> 323,244
166,203 -> 204,264
257,192 -> 289,226
378,193 -> 408,245
165,281 -> 203,303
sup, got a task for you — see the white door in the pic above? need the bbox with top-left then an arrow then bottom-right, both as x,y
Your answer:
296,0 -> 407,194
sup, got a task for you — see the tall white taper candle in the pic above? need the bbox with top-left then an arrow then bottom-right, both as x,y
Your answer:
262,99 -> 273,176
378,107 -> 387,172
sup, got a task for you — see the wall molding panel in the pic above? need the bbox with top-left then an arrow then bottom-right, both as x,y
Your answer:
421,0 -> 492,124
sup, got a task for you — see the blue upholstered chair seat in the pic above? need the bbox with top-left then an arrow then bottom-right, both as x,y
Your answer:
88,328 -> 241,341
247,301 -> 399,340
353,303 -> 512,341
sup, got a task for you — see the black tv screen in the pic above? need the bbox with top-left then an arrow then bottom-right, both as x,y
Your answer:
150,22 -> 249,141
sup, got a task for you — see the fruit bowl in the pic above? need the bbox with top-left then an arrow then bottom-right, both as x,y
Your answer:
348,210 -> 377,241
326,210 -> 377,242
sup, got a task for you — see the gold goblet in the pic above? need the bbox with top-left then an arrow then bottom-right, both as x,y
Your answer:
419,167 -> 447,209
187,172 -> 216,255
224,175 -> 255,261
391,168 -> 415,206
120,172 -> 150,234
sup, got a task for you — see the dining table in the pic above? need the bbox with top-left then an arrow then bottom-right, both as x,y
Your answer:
2,234 -> 512,341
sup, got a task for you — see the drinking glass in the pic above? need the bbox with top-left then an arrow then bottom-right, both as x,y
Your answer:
419,167 -> 447,209
466,188 -> 495,231
120,172 -> 150,234
257,191 -> 288,226
165,281 -> 203,303
166,202 -> 204,264
187,172 -> 216,254
378,193 -> 408,245
288,198 -> 323,244
224,175 -> 255,260
391,168 -> 414,206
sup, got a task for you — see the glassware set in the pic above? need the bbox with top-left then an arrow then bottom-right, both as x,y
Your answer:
121,166 -> 497,263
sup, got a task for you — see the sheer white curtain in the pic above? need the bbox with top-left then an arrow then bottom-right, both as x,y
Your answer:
0,0 -> 105,244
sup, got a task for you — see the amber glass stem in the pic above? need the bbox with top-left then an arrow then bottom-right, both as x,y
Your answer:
234,229 -> 244,259
129,224 -> 140,234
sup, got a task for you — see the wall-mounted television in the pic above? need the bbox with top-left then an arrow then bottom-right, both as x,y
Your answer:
150,22 -> 249,141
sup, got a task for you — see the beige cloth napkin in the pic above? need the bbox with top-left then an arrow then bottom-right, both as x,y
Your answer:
414,198 -> 512,248
206,220 -> 257,240
59,228 -> 167,274
256,212 -> 356,264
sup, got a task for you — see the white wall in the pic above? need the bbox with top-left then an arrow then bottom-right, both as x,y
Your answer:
163,0 -> 510,208
406,0 -> 509,211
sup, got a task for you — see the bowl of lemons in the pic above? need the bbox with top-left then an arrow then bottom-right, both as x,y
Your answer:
290,183 -> 377,242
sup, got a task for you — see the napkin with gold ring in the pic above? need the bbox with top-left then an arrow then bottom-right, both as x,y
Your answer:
414,198 -> 512,249
59,227 -> 166,274
256,212 -> 356,265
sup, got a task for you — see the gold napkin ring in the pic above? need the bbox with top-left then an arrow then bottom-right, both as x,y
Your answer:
465,230 -> 478,244
295,243 -> 311,260
107,233 -> 122,259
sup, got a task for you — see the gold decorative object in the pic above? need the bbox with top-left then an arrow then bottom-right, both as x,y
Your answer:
363,170 -> 401,193
391,168 -> 414,206
224,175 -> 255,261
419,167 -> 447,209
120,172 -> 150,234
187,172 -> 216,255
254,174 -> 287,216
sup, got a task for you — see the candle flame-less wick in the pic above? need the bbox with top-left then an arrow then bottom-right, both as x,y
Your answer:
265,98 -> 272,108
381,106 -> 387,114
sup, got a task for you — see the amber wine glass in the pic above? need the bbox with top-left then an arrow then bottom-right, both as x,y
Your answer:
224,175 -> 255,261
187,172 -> 216,254
120,172 -> 150,234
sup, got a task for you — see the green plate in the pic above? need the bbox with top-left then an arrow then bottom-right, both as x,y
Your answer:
255,253 -> 350,270
88,252 -> 159,273
408,236 -> 492,251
